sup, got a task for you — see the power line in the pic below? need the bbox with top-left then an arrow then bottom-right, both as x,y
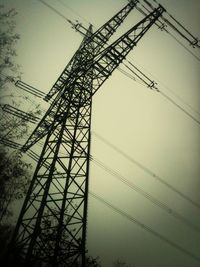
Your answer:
90,191 -> 200,263
57,0 -> 91,25
0,72 -> 17,82
38,0 -> 90,32
160,90 -> 200,126
115,59 -> 200,127
92,131 -> 200,210
129,59 -> 200,118
167,31 -> 200,62
117,66 -> 145,87
0,114 -> 27,142
91,157 -> 200,234
123,60 -> 200,125
38,0 -> 73,24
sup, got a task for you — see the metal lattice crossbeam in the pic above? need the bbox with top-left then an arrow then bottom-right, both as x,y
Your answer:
15,80 -> 46,99
44,0 -> 139,102
0,138 -> 21,149
2,104 -> 39,124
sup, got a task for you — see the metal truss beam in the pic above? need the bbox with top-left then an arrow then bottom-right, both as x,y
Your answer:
2,104 -> 39,124
0,138 -> 21,149
44,0 -> 139,101
15,80 -> 46,99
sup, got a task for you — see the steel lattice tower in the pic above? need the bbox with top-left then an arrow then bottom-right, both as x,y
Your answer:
9,1 -> 165,266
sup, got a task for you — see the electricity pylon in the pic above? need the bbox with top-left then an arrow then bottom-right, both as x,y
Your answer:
9,1 -> 165,266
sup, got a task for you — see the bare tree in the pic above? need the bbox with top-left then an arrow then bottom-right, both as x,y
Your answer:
0,5 -> 20,95
0,5 -> 42,221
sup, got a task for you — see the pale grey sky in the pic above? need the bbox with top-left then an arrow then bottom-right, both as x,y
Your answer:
1,0 -> 200,266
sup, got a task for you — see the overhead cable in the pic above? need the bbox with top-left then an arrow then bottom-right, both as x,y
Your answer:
91,157 -> 200,233
159,91 -> 200,126
123,60 -> 200,125
117,66 -> 145,87
130,59 -> 200,117
90,191 -> 200,263
39,0 -> 73,24
92,131 -> 200,210
38,0 -> 88,34
167,31 -> 200,62
57,0 -> 91,25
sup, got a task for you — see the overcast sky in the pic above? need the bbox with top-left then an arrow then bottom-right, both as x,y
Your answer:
1,0 -> 200,266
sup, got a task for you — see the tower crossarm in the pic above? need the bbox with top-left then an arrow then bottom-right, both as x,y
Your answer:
2,104 -> 40,124
59,5 -> 165,103
88,5 -> 165,97
137,0 -> 200,48
44,0 -> 139,102
21,5 -> 165,152
58,5 -> 165,100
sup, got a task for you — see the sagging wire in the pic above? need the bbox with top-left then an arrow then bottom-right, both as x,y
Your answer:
90,156 -> 200,234
92,131 -> 200,210
90,191 -> 200,263
121,59 -> 200,125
